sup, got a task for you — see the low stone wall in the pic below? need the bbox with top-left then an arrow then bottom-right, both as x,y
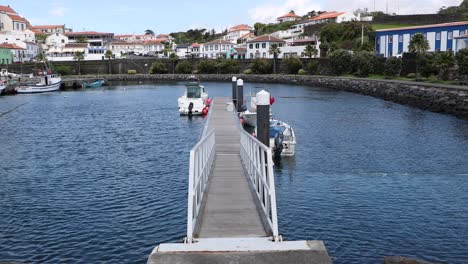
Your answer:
62,74 -> 468,119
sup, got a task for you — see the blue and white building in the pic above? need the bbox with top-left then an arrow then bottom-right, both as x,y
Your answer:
375,22 -> 468,57
455,33 -> 468,52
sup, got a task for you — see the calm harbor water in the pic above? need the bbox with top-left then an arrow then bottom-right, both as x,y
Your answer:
0,82 -> 467,264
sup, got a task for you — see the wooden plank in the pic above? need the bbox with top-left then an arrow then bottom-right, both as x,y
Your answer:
197,98 -> 268,238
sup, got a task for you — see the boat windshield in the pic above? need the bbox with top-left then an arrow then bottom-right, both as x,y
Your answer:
269,126 -> 286,138
187,86 -> 201,98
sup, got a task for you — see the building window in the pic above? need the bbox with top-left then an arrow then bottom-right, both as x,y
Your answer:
215,45 -> 218,50
448,32 -> 453,39
398,35 -> 403,42
279,43 -> 283,47
249,44 -> 253,49
262,43 -> 266,48
210,46 -> 213,51
262,52 -> 266,58
255,43 -> 259,49
389,36 -> 393,43
436,32 -> 441,40
61,39 -> 65,43
250,53 -> 253,58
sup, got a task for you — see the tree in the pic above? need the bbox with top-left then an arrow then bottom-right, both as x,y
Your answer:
73,51 -> 84,75
76,36 -> 87,43
329,49 -> 353,75
408,33 -> 430,79
145,29 -> 155,36
268,43 -> 281,74
304,44 -> 318,59
36,34 -> 47,44
104,50 -> 113,74
433,51 -> 455,80
35,52 -> 46,63
455,48 -> 468,76
169,53 -> 178,74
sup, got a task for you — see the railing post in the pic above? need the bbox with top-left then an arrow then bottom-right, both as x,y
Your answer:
236,79 -> 244,112
187,150 -> 195,243
256,90 -> 270,147
232,76 -> 237,105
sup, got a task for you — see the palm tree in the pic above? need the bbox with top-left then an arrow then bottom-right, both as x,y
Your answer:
408,33 -> 430,79
434,51 -> 455,80
145,29 -> 155,36
304,44 -> 318,59
268,43 -> 281,74
73,51 -> 84,75
104,50 -> 113,74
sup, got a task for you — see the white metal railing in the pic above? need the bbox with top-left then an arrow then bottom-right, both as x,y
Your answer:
186,129 -> 216,243
240,129 -> 280,242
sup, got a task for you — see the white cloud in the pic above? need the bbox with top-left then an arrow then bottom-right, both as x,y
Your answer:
248,0 -> 321,23
49,2 -> 68,17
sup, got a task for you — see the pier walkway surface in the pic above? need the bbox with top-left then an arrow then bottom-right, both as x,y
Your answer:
147,97 -> 332,264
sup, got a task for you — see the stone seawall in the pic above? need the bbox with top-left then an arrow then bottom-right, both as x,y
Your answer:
61,74 -> 468,119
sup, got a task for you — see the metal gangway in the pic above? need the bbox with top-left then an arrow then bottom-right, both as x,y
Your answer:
148,96 -> 331,264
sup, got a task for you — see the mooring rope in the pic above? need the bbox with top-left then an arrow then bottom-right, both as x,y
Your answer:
0,102 -> 28,118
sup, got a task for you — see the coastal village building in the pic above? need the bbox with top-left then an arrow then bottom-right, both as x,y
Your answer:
0,43 -> 25,62
107,40 -> 164,57
47,43 -> 88,61
66,31 -> 114,47
201,39 -> 235,58
281,37 -> 320,58
238,32 -> 256,47
32,25 -> 66,34
189,43 -> 201,58
45,33 -> 69,50
0,43 -> 15,64
23,41 -> 39,61
226,47 -> 247,59
455,33 -> 468,52
175,44 -> 190,58
246,35 -> 285,59
375,22 -> 468,57
0,5 -> 27,32
277,12 -> 301,23
224,24 -> 253,44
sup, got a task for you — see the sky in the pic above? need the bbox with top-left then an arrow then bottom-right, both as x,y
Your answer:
1,0 -> 464,35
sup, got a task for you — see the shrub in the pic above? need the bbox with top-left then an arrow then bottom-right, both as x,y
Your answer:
197,60 -> 217,74
175,60 -> 193,74
455,48 -> 468,76
433,51 -> 455,80
298,69 -> 307,75
149,62 -> 168,74
407,73 -> 416,79
352,51 -> 377,77
417,53 -> 438,78
243,69 -> 253,74
250,58 -> 272,74
127,69 -> 137,74
55,65 -> 73,75
283,57 -> 303,74
328,49 -> 352,75
216,59 -> 240,74
305,60 -> 319,75
384,57 -> 402,78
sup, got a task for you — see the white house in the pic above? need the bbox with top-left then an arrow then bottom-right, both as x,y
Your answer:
282,38 -> 320,58
307,12 -> 357,25
23,41 -> 39,61
188,43 -> 201,58
143,40 -> 165,55
66,31 -> 114,47
107,41 -> 145,57
224,24 -> 253,44
277,12 -> 302,23
246,35 -> 285,59
31,25 -> 66,34
201,39 -> 235,59
0,5 -> 28,32
47,43 -> 88,61
175,44 -> 190,58
45,32 -> 69,50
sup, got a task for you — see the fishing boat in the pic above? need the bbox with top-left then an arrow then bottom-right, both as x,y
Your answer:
82,79 -> 106,88
178,76 -> 209,116
269,119 -> 296,157
16,73 -> 61,94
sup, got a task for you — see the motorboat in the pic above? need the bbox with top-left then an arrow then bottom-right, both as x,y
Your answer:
239,93 -> 273,127
83,79 -> 106,88
16,73 -> 62,94
0,82 -> 6,95
178,76 -> 209,116
269,119 -> 296,157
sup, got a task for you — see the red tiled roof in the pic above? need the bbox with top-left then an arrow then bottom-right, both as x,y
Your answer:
247,35 -> 285,43
311,12 -> 346,21
0,43 -> 25,50
66,31 -> 114,36
143,40 -> 164,45
240,32 -> 255,39
7,14 -> 27,22
191,43 -> 201,47
204,39 -> 235,45
115,34 -> 133,38
33,25 -> 64,29
229,24 -> 252,32
30,29 -> 43,34
277,12 -> 301,19
376,21 -> 468,32
0,5 -> 16,14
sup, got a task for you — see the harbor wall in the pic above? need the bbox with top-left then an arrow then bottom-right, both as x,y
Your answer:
60,74 -> 468,119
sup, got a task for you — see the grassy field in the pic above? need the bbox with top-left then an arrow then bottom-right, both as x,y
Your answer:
372,24 -> 420,30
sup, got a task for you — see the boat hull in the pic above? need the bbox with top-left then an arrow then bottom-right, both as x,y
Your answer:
16,81 -> 61,94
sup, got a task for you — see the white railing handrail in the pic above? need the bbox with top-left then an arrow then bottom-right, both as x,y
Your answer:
187,128 -> 216,243
239,128 -> 279,242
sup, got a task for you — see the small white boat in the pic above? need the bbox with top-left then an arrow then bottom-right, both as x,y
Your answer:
16,74 -> 62,94
0,84 -> 6,94
178,76 -> 209,116
269,119 -> 296,157
239,96 -> 272,127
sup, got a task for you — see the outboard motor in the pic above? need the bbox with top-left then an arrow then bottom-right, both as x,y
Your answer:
274,132 -> 284,158
188,102 -> 194,116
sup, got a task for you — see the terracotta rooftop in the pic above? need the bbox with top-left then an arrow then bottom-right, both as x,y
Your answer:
115,34 -> 133,38
204,39 -> 235,45
0,43 -> 25,50
191,43 -> 201,47
7,14 -> 27,22
311,12 -> 346,21
33,25 -> 64,29
247,35 -> 285,43
229,24 -> 253,32
277,12 -> 301,19
0,5 -> 16,14
240,32 -> 256,39
376,21 -> 468,32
